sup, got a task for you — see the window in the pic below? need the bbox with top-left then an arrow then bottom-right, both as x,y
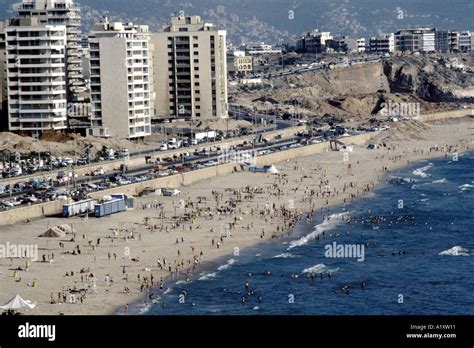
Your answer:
179,28 -> 188,32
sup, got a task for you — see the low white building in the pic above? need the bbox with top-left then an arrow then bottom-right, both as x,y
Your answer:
297,29 -> 333,53
245,42 -> 282,55
395,28 -> 436,52
369,33 -> 395,53
357,38 -> 366,53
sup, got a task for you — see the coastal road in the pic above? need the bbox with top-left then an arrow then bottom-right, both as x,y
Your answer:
0,136 -> 303,202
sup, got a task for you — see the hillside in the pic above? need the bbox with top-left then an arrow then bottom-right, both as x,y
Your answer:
0,0 -> 472,43
232,53 -> 474,123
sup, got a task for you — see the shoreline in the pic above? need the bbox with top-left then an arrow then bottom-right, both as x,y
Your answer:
0,117 -> 473,315
124,144 -> 474,315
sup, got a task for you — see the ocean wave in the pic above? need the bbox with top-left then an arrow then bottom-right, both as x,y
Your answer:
389,176 -> 417,184
302,263 -> 340,274
175,280 -> 186,285
432,178 -> 448,184
198,272 -> 217,281
217,258 -> 236,271
412,164 -> 433,178
138,305 -> 152,314
439,246 -> 469,256
459,184 -> 474,191
273,252 -> 296,259
288,212 -> 350,250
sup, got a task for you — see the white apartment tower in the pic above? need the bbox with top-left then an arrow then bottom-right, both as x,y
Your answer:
0,21 -> 8,131
5,17 -> 67,135
88,19 -> 153,139
12,0 -> 84,101
152,14 -> 228,120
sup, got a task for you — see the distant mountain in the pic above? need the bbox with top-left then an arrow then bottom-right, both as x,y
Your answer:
0,0 -> 472,44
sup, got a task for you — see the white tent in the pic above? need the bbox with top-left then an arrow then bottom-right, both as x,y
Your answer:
265,165 -> 279,174
0,295 -> 36,310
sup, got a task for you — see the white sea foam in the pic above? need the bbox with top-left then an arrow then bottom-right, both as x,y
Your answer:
302,263 -> 340,274
439,246 -> 469,256
432,178 -> 448,184
273,252 -> 296,259
404,177 -> 417,183
198,272 -> 217,281
288,212 -> 350,250
459,184 -> 474,191
217,258 -> 236,271
389,176 -> 417,184
138,305 -> 151,314
175,280 -> 186,285
412,164 -> 433,178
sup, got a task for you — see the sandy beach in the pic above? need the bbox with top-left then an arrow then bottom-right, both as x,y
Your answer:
0,117 -> 473,315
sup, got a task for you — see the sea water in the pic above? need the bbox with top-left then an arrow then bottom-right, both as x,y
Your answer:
144,152 -> 474,315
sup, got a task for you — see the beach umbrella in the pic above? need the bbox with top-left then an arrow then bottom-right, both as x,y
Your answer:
0,295 -> 36,310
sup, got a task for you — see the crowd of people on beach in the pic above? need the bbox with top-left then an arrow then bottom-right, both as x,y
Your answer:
3,128 -> 472,315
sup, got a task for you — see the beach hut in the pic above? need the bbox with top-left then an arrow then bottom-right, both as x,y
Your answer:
0,295 -> 36,311
40,227 -> 65,238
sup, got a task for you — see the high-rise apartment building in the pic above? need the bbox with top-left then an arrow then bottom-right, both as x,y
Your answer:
0,21 -> 8,131
12,0 -> 84,101
395,28 -> 436,52
5,17 -> 67,135
88,19 -> 153,139
151,14 -> 228,120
